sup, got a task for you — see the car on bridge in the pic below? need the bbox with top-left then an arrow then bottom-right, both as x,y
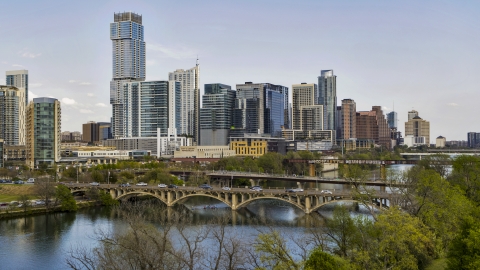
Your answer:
222,186 -> 231,191
118,183 -> 130,187
168,184 -> 178,189
286,188 -> 304,193
136,182 -> 148,186
250,186 -> 263,192
199,184 -> 213,190
90,182 -> 100,186
320,190 -> 332,195
158,184 -> 167,188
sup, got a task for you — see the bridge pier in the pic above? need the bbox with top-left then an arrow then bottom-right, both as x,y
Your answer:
305,196 -> 311,214
309,164 -> 315,177
380,164 -> 386,180
231,194 -> 238,210
167,191 -> 173,206
110,189 -> 117,199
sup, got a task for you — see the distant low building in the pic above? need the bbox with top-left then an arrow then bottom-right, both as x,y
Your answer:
339,138 -> 375,151
3,145 -> 27,161
436,136 -> 446,148
103,128 -> 192,157
174,146 -> 236,159
446,140 -> 468,148
73,150 -> 150,160
404,135 -> 426,147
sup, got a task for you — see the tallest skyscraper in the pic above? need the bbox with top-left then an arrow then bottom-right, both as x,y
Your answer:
110,12 -> 146,138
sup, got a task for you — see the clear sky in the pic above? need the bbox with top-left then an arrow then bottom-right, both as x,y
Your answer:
1,0 -> 479,142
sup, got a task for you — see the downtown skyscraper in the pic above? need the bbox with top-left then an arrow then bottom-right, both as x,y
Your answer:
232,82 -> 286,137
168,62 -> 200,143
318,70 -> 337,131
110,12 -> 146,138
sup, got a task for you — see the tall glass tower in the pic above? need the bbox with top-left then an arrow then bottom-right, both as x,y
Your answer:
200,84 -> 236,146
110,12 -> 145,138
318,70 -> 337,131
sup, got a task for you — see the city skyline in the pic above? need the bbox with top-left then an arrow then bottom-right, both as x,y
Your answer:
0,0 -> 479,142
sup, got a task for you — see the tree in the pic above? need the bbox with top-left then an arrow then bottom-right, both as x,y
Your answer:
85,187 -> 101,203
34,178 -> 57,210
304,248 -> 351,270
449,155 -> 480,205
18,194 -> 32,213
253,230 -> 301,270
365,208 -> 435,270
99,190 -> 119,206
56,184 -> 78,211
323,205 -> 358,258
447,217 -> 480,270
257,152 -> 284,174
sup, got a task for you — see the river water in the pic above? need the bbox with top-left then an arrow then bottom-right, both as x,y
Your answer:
0,165 -> 414,270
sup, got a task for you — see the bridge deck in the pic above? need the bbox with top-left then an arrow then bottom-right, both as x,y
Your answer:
206,172 -> 403,187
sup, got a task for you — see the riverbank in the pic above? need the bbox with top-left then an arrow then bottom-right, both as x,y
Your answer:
0,201 -> 96,220
0,184 -> 37,202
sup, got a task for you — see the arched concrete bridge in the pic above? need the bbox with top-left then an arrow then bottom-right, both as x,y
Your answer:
69,184 -> 395,214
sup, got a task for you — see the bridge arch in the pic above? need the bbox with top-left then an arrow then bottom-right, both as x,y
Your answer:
116,191 -> 168,205
235,196 -> 306,212
170,193 -> 231,208
309,199 -> 383,213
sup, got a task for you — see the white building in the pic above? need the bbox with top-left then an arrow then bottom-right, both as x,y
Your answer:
168,62 -> 200,143
73,149 -> 150,160
404,135 -> 427,147
103,128 -> 191,157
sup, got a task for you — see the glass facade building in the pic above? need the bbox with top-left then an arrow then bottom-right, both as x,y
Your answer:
233,82 -> 286,137
110,12 -> 146,138
265,90 -> 284,137
318,70 -> 337,131
200,84 -> 236,145
387,111 -> 397,129
123,81 -> 180,138
26,98 -> 61,167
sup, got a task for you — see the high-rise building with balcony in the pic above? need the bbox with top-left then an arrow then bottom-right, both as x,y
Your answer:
122,80 -> 180,138
318,70 -> 337,131
168,62 -> 200,143
110,12 -> 146,138
5,70 -> 28,145
6,70 -> 28,106
200,84 -> 236,146
0,139 -> 3,168
26,97 -> 61,168
291,83 -> 323,131
0,86 -> 21,145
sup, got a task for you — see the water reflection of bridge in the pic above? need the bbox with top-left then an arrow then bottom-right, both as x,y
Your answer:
69,184 -> 398,214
